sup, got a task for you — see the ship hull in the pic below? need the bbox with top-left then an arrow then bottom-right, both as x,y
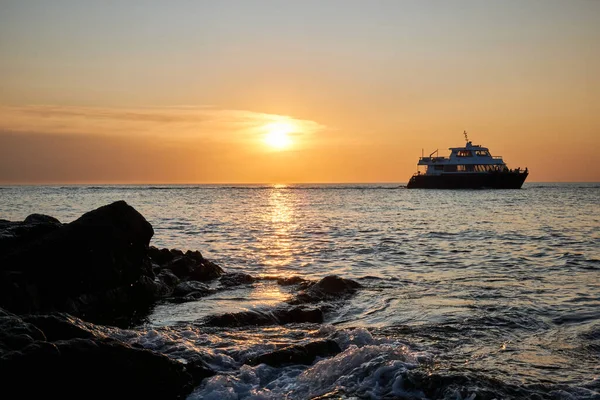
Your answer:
407,171 -> 528,189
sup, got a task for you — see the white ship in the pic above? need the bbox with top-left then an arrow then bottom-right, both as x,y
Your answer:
407,132 -> 528,189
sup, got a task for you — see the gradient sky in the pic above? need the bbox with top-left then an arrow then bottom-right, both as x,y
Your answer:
1,0 -> 598,183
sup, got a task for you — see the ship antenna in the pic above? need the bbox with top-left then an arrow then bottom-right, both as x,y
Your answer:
463,130 -> 469,143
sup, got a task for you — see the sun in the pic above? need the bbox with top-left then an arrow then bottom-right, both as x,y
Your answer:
264,121 -> 294,150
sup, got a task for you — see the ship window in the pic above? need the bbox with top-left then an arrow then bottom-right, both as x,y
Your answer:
475,150 -> 490,157
481,165 -> 500,171
434,165 -> 444,171
444,165 -> 457,172
457,165 -> 466,171
457,150 -> 473,157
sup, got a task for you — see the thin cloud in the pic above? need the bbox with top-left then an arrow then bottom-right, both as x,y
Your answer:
0,105 -> 327,141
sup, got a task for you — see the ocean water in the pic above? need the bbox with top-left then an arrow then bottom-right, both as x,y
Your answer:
1,183 -> 599,399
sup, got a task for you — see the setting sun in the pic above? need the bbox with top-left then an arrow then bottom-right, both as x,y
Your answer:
264,121 -> 294,150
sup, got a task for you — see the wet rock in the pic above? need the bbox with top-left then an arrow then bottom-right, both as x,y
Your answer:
0,308 -> 204,400
262,275 -> 309,287
149,247 -> 204,269
151,246 -> 222,283
308,389 -> 347,400
278,307 -> 323,324
136,274 -> 172,299
21,313 -> 96,342
0,201 -> 230,327
0,213 -> 62,254
0,201 -> 157,326
190,259 -> 224,281
185,355 -> 217,383
248,339 -> 342,367
203,306 -> 323,327
3,338 -> 195,399
148,246 -> 180,266
165,255 -> 197,278
185,250 -> 204,263
157,269 -> 181,288
288,275 -> 362,304
165,255 -> 224,282
23,214 -> 61,225
276,276 -> 309,286
403,369 -> 549,400
314,275 -> 362,292
219,272 -> 255,287
171,281 -> 216,299
0,308 -> 46,352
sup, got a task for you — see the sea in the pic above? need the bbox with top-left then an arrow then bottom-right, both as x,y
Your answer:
1,183 -> 599,399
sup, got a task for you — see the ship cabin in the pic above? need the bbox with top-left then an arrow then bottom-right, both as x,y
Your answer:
416,141 -> 508,175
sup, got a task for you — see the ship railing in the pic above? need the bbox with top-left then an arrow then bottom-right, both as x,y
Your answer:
418,156 -> 448,162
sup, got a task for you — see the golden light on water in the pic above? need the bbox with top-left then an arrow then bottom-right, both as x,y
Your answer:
248,283 -> 288,306
263,121 -> 295,150
261,187 -> 294,272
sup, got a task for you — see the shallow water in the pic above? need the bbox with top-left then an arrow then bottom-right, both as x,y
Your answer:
1,183 -> 599,399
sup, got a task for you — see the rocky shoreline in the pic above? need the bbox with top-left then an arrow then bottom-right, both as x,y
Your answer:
0,201 -> 362,399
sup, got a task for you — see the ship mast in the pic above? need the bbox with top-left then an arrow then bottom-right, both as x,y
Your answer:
463,130 -> 469,143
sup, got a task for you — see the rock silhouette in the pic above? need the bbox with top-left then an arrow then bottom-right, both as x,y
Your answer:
0,201 -> 362,399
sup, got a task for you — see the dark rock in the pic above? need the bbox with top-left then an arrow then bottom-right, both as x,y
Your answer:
23,214 -> 61,225
0,308 -> 203,400
166,255 -> 197,278
276,276 -> 309,286
149,247 -> 206,274
134,274 -> 171,300
185,355 -> 217,382
278,307 -> 323,324
165,255 -> 223,282
219,272 -> 255,287
148,246 -> 185,267
185,249 -> 204,263
248,339 -> 341,367
288,275 -> 362,304
148,246 -> 174,266
21,313 -> 95,341
203,306 -> 323,327
313,275 -> 362,293
157,268 -> 181,288
2,338 -> 195,399
172,281 -> 215,298
0,213 -> 62,254
0,310 -> 46,352
190,259 -> 224,282
403,369 -> 547,400
308,389 -> 347,400
0,201 -> 229,327
0,201 -> 156,326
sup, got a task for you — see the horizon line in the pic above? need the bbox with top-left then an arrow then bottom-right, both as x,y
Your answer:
1,181 -> 598,186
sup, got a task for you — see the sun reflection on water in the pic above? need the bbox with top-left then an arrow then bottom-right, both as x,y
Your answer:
247,283 -> 289,306
261,185 -> 295,274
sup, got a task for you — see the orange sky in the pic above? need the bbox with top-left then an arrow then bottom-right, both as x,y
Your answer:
0,1 -> 598,183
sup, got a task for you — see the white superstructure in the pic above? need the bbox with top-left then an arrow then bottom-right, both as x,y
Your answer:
416,132 -> 523,176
